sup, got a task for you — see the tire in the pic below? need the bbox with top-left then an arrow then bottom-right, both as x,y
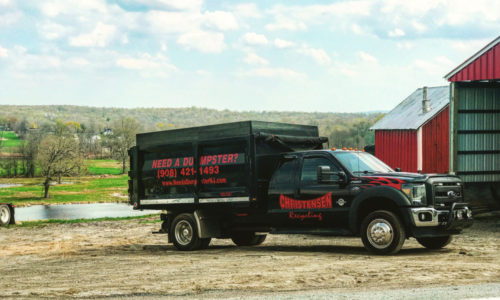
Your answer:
361,210 -> 406,255
170,213 -> 202,251
0,205 -> 11,226
231,232 -> 267,246
417,236 -> 452,249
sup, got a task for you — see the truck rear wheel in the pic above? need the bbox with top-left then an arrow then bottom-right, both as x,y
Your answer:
417,236 -> 452,249
0,205 -> 11,226
231,232 -> 266,246
361,210 -> 405,255
171,213 -> 203,251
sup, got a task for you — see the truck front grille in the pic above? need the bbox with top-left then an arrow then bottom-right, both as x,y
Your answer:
433,182 -> 463,210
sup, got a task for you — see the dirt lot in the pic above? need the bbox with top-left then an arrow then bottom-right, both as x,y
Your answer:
0,216 -> 499,299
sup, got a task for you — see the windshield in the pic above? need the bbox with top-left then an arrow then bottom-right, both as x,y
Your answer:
332,151 -> 393,174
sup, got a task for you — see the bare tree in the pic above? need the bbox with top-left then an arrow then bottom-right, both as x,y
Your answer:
19,130 -> 44,177
37,135 -> 83,198
109,117 -> 140,174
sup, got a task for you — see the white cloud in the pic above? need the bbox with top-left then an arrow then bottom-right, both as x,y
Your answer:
388,28 -> 405,37
413,56 -> 454,77
137,0 -> 203,11
266,1 -> 370,31
41,0 -> 108,17
68,57 -> 90,66
0,0 -> 11,6
297,47 -> 331,65
203,11 -> 239,31
274,38 -> 294,49
397,42 -> 413,49
243,32 -> 268,45
69,22 -> 117,47
358,51 -> 377,63
196,69 -> 210,75
0,46 -> 8,58
244,53 -> 268,65
38,22 -> 71,40
450,39 -> 492,54
0,11 -> 22,27
147,11 -> 199,34
232,3 -> 261,18
117,57 -> 158,70
115,53 -> 177,78
241,67 -> 305,80
412,20 -> 427,33
265,15 -> 306,31
177,30 -> 226,53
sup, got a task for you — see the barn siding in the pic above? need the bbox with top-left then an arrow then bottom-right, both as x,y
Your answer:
375,130 -> 417,172
449,42 -> 500,82
422,106 -> 450,173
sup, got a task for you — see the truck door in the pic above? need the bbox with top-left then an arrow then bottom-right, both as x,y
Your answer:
267,156 -> 299,226
294,155 -> 351,228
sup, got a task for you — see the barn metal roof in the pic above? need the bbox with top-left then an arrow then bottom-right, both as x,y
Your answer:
370,86 -> 449,130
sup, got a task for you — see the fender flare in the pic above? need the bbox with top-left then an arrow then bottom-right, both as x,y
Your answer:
348,186 -> 412,233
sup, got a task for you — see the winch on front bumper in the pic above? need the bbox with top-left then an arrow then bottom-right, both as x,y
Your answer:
409,203 -> 473,231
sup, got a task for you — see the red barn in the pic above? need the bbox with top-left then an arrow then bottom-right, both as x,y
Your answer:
371,86 -> 449,173
445,36 -> 500,207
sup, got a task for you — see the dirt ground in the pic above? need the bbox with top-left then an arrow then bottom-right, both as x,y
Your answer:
0,216 -> 499,299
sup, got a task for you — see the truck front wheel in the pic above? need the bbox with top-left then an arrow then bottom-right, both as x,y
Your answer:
171,213 -> 203,251
417,236 -> 452,249
0,205 -> 11,226
361,210 -> 406,255
231,232 -> 266,246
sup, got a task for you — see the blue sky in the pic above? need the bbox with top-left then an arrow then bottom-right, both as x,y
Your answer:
0,0 -> 498,112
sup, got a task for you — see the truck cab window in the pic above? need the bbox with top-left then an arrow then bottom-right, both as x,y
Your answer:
301,157 -> 340,182
270,159 -> 296,186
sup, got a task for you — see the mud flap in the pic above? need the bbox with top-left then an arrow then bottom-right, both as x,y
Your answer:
9,205 -> 15,225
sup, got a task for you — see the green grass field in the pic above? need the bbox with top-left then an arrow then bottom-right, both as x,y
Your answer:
0,133 -> 131,206
86,159 -> 125,175
0,175 -> 129,206
0,131 -> 23,151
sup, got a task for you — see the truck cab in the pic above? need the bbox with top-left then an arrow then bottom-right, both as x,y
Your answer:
259,149 -> 472,253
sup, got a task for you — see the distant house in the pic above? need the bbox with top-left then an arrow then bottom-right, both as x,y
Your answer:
103,128 -> 113,135
370,86 -> 450,173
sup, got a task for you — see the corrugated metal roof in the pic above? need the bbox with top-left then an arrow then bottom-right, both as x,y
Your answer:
370,86 -> 449,130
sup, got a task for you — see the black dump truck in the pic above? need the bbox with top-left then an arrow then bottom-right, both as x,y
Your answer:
128,121 -> 472,254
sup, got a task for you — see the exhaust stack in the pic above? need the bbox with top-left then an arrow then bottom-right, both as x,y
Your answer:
422,86 -> 431,113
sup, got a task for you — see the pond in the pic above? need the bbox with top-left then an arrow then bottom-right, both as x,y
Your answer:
0,183 -> 22,188
14,203 -> 154,221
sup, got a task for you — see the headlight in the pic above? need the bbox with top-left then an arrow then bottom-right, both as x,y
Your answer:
401,184 -> 426,205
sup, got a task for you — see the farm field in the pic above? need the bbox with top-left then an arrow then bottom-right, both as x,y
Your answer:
0,131 -> 22,153
0,215 -> 498,299
0,132 -> 129,206
0,175 -> 128,206
0,159 -> 127,207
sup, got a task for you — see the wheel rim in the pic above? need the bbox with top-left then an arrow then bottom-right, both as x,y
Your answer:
174,220 -> 193,246
0,206 -> 10,224
366,218 -> 394,249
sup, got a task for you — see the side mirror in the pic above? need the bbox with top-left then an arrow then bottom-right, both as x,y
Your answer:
317,166 -> 346,184
395,167 -> 401,172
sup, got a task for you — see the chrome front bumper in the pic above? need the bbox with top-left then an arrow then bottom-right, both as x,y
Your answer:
410,203 -> 473,228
